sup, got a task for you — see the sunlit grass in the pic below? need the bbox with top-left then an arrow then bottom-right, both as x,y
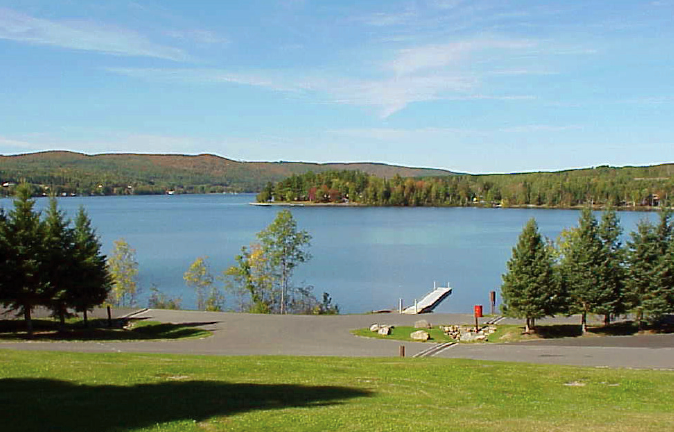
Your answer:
1,350 -> 672,431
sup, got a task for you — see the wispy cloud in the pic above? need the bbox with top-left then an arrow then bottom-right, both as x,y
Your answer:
500,125 -> 582,133
328,127 -> 485,141
0,136 -> 42,151
105,67 -> 297,91
164,29 -> 229,45
353,11 -> 417,27
106,64 -> 535,118
322,75 -> 477,117
619,96 -> 674,105
0,133 -> 222,155
388,38 -> 536,76
487,68 -> 557,76
329,124 -> 580,140
0,7 -> 187,60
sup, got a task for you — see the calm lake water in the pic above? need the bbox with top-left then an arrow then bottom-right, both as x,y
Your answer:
2,194 -> 659,314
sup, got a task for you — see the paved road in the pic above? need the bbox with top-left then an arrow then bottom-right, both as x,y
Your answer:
1,309 -> 672,369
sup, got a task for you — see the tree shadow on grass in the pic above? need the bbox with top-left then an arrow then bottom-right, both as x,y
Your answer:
532,325 -> 583,339
0,378 -> 372,431
532,321 -> 674,338
0,319 -> 214,341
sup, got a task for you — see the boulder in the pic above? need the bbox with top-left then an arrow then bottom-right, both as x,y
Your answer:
460,332 -> 477,342
414,319 -> 432,329
378,326 -> 391,336
410,330 -> 430,341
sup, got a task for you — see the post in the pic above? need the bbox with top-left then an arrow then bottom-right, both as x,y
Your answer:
399,298 -> 403,314
399,345 -> 405,358
489,291 -> 496,315
107,305 -> 112,327
414,299 -> 418,314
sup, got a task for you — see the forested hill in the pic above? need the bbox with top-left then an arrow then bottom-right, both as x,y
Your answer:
0,151 -> 456,196
261,164 -> 674,209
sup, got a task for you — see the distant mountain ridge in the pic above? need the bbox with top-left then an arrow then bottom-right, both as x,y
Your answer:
0,151 -> 457,195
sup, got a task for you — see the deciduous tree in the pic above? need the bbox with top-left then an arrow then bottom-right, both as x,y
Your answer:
184,257 -> 215,311
224,210 -> 313,314
107,239 -> 139,307
257,210 -> 311,314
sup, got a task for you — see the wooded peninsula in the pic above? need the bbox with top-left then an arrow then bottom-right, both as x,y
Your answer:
1,151 -> 672,209
258,165 -> 674,209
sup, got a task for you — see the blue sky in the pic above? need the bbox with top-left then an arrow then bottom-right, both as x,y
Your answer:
0,0 -> 673,173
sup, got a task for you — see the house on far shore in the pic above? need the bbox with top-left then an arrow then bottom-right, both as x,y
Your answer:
643,193 -> 660,207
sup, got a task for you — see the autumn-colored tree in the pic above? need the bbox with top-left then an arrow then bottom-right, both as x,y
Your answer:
107,239 -> 139,307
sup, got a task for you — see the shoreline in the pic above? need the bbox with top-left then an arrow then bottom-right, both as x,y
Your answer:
250,201 -> 671,212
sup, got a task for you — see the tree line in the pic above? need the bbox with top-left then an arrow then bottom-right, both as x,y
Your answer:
259,165 -> 674,209
501,208 -> 674,332
0,185 -> 111,336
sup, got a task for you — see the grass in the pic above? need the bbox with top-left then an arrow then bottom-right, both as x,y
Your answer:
354,321 -> 674,344
0,318 -> 212,341
352,326 -> 456,343
0,349 -> 673,431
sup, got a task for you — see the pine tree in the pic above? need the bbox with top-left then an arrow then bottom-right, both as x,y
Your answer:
627,210 -> 674,326
657,237 -> 674,310
595,208 -> 627,325
501,218 -> 557,333
42,197 -> 76,329
2,184 -> 46,336
560,208 -> 605,333
0,209 -> 8,305
69,207 -> 112,326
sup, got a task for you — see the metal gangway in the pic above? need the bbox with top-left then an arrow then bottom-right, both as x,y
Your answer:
402,282 -> 452,314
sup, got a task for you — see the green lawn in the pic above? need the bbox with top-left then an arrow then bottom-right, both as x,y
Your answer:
353,322 -> 671,344
0,319 -> 212,341
1,350 -> 673,431
352,326 -> 456,342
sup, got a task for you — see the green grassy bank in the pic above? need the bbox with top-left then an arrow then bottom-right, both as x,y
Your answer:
1,350 -> 673,431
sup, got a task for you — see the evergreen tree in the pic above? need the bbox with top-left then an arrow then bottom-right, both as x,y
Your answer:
2,184 -> 46,336
501,218 -> 557,333
0,209 -> 8,306
595,208 -> 627,325
627,210 -> 674,326
560,208 -> 605,333
42,198 -> 76,329
69,207 -> 112,326
656,235 -> 674,311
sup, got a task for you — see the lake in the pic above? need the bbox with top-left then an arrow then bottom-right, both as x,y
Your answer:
2,194 -> 659,314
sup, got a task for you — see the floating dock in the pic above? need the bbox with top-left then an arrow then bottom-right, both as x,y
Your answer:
402,283 -> 452,314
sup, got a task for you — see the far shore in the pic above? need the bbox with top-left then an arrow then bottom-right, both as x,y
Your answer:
250,200 -> 671,212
